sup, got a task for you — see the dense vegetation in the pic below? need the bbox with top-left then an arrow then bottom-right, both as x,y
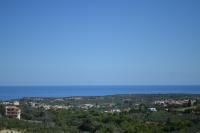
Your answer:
0,94 -> 200,133
1,106 -> 200,133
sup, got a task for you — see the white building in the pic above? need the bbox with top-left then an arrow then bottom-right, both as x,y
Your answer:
111,109 -> 121,113
148,107 -> 157,112
5,106 -> 21,119
81,104 -> 94,109
13,101 -> 20,106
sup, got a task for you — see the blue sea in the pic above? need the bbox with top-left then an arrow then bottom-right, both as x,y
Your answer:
0,86 -> 200,100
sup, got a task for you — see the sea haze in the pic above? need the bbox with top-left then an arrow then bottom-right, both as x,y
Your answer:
0,86 -> 200,100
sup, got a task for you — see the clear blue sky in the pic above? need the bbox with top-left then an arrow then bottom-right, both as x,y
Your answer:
0,0 -> 200,85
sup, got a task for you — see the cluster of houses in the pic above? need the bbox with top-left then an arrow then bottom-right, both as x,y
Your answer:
104,109 -> 121,113
154,99 -> 196,106
29,102 -> 124,113
79,103 -> 94,109
29,102 -> 71,110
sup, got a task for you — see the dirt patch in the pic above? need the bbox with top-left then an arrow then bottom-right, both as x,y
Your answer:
0,129 -> 22,133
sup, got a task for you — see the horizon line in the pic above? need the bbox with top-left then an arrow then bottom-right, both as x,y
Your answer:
0,84 -> 200,87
